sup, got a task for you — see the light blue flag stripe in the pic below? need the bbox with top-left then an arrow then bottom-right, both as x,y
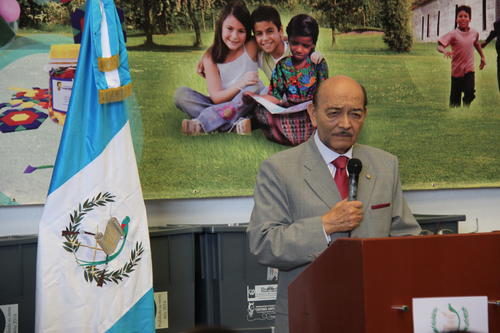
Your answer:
48,0 -> 127,195
106,288 -> 155,333
39,1 -> 154,331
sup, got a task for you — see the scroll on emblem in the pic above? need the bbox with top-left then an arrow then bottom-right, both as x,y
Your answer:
95,217 -> 124,255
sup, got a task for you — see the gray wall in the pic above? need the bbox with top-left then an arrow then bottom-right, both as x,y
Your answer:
412,0 -> 497,42
1,187 -> 499,237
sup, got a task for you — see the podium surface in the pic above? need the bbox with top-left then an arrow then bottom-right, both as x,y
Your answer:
288,232 -> 500,333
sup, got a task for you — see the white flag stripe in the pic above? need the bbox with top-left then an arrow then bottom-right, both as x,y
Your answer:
36,122 -> 152,331
99,0 -> 121,89
39,123 -> 139,223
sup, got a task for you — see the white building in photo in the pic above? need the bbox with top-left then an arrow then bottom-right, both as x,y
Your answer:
412,0 -> 499,42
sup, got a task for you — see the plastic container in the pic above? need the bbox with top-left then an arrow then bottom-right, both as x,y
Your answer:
195,224 -> 275,333
415,213 -> 466,235
47,44 -> 79,126
0,235 -> 37,333
150,225 -> 203,332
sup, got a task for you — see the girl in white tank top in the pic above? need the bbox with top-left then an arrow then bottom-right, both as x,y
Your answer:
177,0 -> 263,135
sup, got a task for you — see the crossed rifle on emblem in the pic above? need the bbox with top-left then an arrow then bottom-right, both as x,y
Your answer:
61,217 -> 126,286
62,217 -> 124,255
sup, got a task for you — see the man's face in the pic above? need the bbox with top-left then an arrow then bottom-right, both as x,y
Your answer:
307,78 -> 366,154
253,21 -> 283,56
456,10 -> 471,30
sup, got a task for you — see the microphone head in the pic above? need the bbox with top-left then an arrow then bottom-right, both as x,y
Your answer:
347,158 -> 362,175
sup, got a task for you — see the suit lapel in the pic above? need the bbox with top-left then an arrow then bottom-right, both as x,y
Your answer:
301,141 -> 379,238
301,141 -> 378,214
303,138 -> 341,208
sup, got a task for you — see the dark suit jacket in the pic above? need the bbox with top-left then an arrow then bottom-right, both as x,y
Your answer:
247,136 -> 421,333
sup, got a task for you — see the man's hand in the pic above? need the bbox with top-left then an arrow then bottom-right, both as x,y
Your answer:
242,91 -> 257,104
310,51 -> 324,64
236,71 -> 259,90
322,199 -> 363,234
480,56 -> 486,70
196,58 -> 205,78
197,51 -> 212,78
443,51 -> 453,59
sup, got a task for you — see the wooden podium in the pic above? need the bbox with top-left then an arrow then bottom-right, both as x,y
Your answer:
288,232 -> 500,332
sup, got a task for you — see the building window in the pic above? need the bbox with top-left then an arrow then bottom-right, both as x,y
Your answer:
483,0 -> 487,31
427,14 -> 430,37
422,16 -> 424,40
437,11 -> 440,36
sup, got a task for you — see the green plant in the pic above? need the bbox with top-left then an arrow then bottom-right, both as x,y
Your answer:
18,0 -> 85,29
380,0 -> 413,52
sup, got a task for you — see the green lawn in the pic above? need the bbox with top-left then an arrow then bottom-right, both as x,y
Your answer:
126,29 -> 500,199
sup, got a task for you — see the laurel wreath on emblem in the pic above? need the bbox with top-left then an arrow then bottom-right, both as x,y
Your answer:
431,308 -> 438,333
62,192 -> 144,287
82,241 -> 144,285
431,304 -> 470,332
462,306 -> 470,330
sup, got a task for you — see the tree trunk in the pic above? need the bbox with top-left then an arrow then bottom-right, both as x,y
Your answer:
331,1 -> 337,45
201,8 -> 205,31
330,12 -> 336,46
143,0 -> 154,46
158,0 -> 168,34
187,2 -> 202,47
212,10 -> 216,31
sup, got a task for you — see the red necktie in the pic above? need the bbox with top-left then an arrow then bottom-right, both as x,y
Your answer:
333,156 -> 349,199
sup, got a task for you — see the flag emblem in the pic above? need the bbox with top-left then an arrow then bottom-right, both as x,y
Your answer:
60,192 -> 145,287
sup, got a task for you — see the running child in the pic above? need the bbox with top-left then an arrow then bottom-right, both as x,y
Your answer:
437,5 -> 486,107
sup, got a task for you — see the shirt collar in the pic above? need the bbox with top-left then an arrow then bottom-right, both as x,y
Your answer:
314,131 -> 353,164
272,41 -> 289,63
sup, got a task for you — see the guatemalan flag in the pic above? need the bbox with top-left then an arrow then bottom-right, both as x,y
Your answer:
35,0 -> 154,331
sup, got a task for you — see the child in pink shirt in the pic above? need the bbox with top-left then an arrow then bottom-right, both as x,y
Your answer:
437,5 -> 485,107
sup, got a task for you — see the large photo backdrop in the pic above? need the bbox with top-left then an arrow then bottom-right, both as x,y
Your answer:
1,0 -> 499,205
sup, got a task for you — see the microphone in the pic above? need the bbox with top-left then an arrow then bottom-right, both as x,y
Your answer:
347,158 -> 362,201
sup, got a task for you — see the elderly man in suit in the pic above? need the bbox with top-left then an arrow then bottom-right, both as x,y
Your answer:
247,75 -> 421,333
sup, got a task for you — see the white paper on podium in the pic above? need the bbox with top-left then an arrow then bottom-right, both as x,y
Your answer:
412,296 -> 488,333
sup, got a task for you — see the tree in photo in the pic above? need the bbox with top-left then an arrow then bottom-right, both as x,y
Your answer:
380,0 -> 413,52
136,0 -> 221,47
308,0 -> 382,45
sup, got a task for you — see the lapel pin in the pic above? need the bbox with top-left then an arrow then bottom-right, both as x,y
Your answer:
366,174 -> 372,179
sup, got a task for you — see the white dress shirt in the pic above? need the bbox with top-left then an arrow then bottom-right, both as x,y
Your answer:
313,131 -> 353,243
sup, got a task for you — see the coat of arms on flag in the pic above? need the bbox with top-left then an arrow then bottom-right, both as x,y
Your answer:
61,192 -> 145,287
35,0 -> 154,331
